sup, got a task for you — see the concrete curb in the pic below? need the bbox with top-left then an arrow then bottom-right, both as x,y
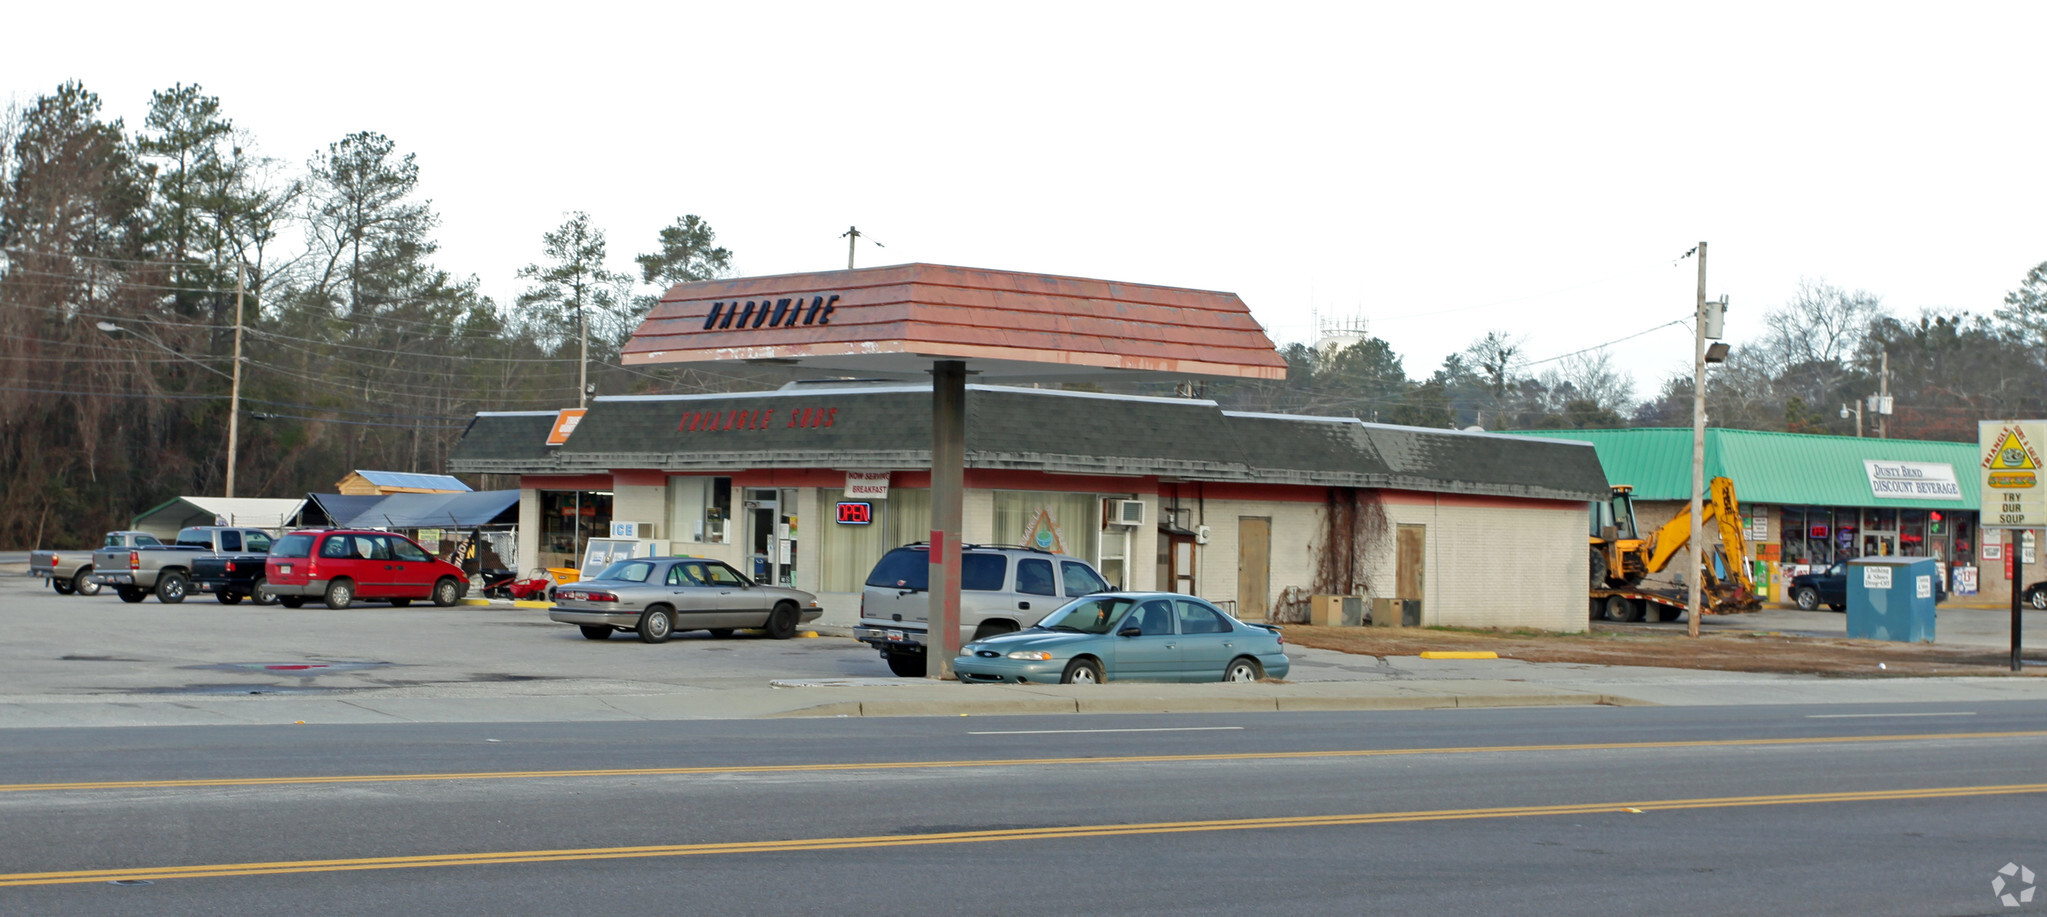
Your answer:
766,690 -> 1648,718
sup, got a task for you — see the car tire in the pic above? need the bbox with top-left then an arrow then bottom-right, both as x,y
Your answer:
1060,657 -> 1104,685
117,586 -> 148,603
217,591 -> 242,605
324,578 -> 355,610
431,577 -> 460,607
1604,595 -> 1641,623
75,567 -> 101,596
389,599 -> 412,608
579,625 -> 613,641
707,628 -> 734,639
52,577 -> 75,596
278,596 -> 306,609
638,606 -> 673,644
2031,588 -> 2047,611
1793,587 -> 1820,611
886,651 -> 925,677
155,571 -> 188,604
251,578 -> 277,606
1224,657 -> 1263,683
972,620 -> 1019,641
765,602 -> 799,640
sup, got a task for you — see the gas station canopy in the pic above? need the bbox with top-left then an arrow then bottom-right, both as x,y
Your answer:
623,263 -> 1287,383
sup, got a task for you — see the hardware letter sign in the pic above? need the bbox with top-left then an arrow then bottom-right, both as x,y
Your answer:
700,294 -> 840,331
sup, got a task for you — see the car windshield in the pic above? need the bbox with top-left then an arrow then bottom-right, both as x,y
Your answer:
596,560 -> 657,583
271,534 -> 315,558
1034,596 -> 1140,635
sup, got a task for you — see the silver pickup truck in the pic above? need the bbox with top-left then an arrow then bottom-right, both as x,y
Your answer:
92,526 -> 276,604
29,531 -> 162,596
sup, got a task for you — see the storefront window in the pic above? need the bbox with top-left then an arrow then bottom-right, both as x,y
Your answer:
1779,508 -> 1808,564
991,491 -> 1100,563
817,488 -> 931,593
666,476 -> 732,544
540,490 -> 612,570
1900,509 -> 1927,557
1951,513 -> 1975,566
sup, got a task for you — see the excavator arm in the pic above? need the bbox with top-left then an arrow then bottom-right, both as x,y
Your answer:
1640,477 -> 1761,611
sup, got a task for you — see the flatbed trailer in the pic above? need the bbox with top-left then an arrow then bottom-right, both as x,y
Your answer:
1589,586 -> 1756,623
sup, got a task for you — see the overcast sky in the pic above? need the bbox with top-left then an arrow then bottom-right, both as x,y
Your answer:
8,2 -> 2045,400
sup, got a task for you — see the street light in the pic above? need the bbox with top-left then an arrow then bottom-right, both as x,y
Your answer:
96,301 -> 246,498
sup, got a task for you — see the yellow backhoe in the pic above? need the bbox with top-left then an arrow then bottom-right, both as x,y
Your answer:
1590,476 -> 1762,621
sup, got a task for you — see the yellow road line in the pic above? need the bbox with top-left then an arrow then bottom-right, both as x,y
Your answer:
2,729 -> 2043,795
5,781 -> 2045,887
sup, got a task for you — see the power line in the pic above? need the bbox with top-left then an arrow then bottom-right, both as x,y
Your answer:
1519,320 -> 1687,369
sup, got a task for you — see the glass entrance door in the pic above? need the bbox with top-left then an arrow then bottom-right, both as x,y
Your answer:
745,489 -> 779,585
743,488 -> 799,586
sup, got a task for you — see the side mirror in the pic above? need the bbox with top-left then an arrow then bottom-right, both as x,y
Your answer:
1118,626 -> 1142,638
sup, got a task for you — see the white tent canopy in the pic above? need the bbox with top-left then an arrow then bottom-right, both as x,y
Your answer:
130,497 -> 308,539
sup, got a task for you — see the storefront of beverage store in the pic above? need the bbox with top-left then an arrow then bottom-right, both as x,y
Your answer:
1514,427 -> 2030,604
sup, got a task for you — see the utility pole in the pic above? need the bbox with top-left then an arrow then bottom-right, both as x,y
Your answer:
1877,351 -> 1889,439
841,226 -> 883,269
578,303 -> 588,410
225,261 -> 246,498
1841,401 -> 1863,437
1689,241 -> 1707,639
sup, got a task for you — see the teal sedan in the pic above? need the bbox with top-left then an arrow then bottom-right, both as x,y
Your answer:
954,592 -> 1289,684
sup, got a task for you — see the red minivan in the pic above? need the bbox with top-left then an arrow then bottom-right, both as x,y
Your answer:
266,529 -> 467,609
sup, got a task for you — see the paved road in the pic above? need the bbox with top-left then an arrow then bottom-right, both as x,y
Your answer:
2,702 -> 2044,915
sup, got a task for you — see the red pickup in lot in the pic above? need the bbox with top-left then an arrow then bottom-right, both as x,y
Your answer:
265,529 -> 467,609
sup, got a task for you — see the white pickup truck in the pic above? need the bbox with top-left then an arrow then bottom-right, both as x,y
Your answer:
91,526 -> 276,604
29,531 -> 162,596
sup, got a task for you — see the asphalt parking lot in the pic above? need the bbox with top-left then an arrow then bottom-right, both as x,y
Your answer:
0,573 -> 891,698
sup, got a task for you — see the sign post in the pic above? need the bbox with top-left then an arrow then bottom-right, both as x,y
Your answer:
1979,420 -> 2046,672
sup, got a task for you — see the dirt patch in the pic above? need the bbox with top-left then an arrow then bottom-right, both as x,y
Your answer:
1285,623 -> 2047,677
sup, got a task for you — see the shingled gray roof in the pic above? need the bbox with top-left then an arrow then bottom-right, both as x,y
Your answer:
448,385 -> 1609,502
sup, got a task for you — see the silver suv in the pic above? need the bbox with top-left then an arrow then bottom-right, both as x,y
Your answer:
854,544 -> 1110,677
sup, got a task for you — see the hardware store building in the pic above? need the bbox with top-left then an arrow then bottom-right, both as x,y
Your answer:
449,384 -> 1612,631
1511,427 -> 2023,604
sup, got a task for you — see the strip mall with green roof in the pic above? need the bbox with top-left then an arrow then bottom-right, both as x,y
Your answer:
1509,427 -> 2018,604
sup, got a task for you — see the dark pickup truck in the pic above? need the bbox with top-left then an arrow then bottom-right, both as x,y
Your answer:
92,526 -> 275,604
190,553 -> 278,605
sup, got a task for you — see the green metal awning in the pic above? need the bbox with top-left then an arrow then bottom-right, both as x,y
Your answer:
1505,428 -> 1981,510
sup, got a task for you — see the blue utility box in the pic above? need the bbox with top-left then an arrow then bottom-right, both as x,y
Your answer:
1846,556 -> 1938,643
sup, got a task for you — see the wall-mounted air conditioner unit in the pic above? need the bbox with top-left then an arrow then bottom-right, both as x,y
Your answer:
1112,499 -> 1146,527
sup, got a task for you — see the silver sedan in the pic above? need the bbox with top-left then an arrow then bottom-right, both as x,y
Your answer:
547,557 -> 824,643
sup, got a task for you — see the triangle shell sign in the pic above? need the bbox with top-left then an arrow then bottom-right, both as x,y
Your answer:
1980,421 -> 2047,527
